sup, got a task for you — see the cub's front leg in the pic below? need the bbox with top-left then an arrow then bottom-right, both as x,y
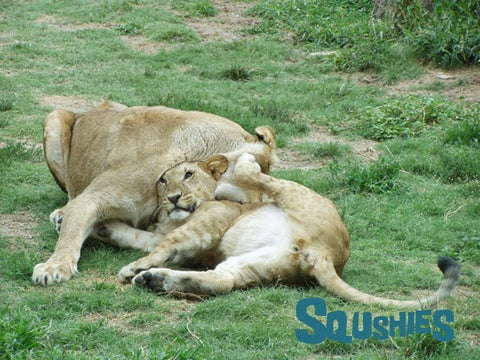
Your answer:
118,201 -> 242,282
94,220 -> 166,253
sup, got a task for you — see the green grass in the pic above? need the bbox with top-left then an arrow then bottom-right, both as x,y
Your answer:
0,0 -> 479,359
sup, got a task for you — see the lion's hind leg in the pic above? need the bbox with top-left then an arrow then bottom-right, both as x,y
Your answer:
49,207 -> 65,233
43,109 -> 76,193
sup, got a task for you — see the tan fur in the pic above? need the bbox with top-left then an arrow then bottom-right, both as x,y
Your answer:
119,153 -> 460,308
33,101 -> 275,285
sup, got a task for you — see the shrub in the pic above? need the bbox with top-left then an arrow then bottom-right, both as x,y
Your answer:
353,96 -> 465,140
193,0 -> 218,17
250,0 -> 479,70
221,65 -> 253,81
404,1 -> 480,67
438,146 -> 480,183
0,98 -> 13,112
445,108 -> 480,147
115,22 -> 141,36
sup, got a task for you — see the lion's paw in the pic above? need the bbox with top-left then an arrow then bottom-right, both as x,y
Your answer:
234,153 -> 261,183
133,268 -> 174,293
32,261 -> 77,285
49,209 -> 64,233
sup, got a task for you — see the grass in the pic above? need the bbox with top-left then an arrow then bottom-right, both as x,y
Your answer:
0,0 -> 479,359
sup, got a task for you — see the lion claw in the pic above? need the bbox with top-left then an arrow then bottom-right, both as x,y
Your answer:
32,261 -> 77,285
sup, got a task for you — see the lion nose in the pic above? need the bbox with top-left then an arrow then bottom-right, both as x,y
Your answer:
168,194 -> 181,204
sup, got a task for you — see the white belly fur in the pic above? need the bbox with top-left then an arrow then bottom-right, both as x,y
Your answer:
219,204 -> 291,257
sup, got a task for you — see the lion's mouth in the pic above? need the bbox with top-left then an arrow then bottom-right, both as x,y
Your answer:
169,203 -> 197,214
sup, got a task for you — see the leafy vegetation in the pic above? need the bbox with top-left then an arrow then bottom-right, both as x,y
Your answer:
352,95 -> 476,140
0,0 -> 479,359
249,0 -> 479,81
395,0 -> 480,67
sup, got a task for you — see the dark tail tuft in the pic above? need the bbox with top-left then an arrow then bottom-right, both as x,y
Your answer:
438,256 -> 461,279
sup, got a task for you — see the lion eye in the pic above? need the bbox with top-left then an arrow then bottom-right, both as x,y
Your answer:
159,176 -> 167,185
184,171 -> 194,180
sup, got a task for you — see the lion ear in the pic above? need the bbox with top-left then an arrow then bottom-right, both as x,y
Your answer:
199,155 -> 229,181
255,126 -> 276,149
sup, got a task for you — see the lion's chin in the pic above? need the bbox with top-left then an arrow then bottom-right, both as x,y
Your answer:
168,209 -> 193,221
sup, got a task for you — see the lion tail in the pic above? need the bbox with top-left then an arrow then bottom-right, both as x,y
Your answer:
310,256 -> 460,308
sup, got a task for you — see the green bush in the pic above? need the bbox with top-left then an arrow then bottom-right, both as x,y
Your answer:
115,22 -> 141,36
438,146 -> 480,182
221,65 -> 253,81
193,0 -> 217,17
403,1 -> 480,67
385,137 -> 480,184
0,98 -> 13,112
445,108 -> 480,147
251,0 -> 479,70
353,96 -> 465,140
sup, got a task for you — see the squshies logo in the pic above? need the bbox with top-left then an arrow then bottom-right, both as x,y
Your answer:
296,298 -> 454,344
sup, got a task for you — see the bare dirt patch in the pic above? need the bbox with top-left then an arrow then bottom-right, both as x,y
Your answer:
357,66 -> 480,104
41,95 -> 101,113
82,299 -> 197,333
0,212 -> 38,241
185,0 -> 260,42
273,126 -> 379,171
120,35 -> 170,54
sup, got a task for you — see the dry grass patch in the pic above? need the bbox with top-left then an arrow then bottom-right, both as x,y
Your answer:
0,212 -> 38,241
355,66 -> 480,104
41,95 -> 101,113
184,0 -> 260,42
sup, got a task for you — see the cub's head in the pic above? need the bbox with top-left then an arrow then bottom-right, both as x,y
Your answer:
156,125 -> 276,220
157,156 -> 228,221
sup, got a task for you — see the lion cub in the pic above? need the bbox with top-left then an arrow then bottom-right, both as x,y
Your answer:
118,153 -> 460,308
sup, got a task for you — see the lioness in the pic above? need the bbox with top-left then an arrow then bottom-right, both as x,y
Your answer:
33,101 -> 275,285
114,153 -> 460,308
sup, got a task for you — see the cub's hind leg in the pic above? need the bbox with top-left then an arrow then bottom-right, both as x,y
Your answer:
133,246 -> 298,295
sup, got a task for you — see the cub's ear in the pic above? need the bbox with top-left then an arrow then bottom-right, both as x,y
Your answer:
255,126 -> 276,149
199,155 -> 229,180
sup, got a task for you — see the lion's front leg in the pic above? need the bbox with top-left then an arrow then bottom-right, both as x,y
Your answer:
33,194 -> 102,285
